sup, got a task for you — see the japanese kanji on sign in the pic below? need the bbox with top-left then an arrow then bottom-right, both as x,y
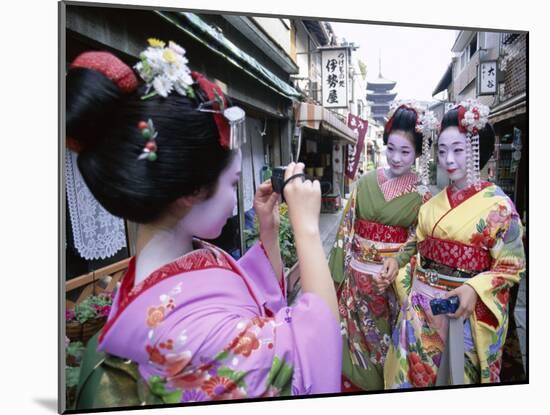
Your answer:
478,60 -> 498,95
321,48 -> 349,108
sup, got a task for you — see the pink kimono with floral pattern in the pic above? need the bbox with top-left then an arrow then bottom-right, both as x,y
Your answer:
97,240 -> 341,402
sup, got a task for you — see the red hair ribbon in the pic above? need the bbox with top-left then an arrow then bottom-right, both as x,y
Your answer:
70,51 -> 138,93
456,105 -> 467,134
191,71 -> 231,149
67,51 -> 139,153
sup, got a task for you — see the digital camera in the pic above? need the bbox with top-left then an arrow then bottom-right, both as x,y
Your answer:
429,296 -> 460,315
271,166 -> 286,195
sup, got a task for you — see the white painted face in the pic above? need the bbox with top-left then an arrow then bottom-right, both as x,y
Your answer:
437,126 -> 468,187
179,150 -> 241,239
385,131 -> 416,176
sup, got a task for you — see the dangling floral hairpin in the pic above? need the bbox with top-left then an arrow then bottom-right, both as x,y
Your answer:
417,109 -> 438,187
193,72 -> 246,151
137,119 -> 158,161
455,99 -> 490,190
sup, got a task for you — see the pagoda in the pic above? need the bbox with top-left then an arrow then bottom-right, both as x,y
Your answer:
366,56 -> 397,124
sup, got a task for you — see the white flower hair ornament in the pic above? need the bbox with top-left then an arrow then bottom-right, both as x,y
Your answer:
134,38 -> 195,99
456,99 -> 490,190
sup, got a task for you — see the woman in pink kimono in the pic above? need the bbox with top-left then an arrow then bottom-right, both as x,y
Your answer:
66,39 -> 341,405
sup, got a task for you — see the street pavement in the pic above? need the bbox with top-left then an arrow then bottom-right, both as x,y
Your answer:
320,210 -> 344,257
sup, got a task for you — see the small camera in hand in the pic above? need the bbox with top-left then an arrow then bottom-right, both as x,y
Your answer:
271,166 -> 286,195
429,296 -> 459,315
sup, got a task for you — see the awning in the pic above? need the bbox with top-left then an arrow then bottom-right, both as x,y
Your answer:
294,102 -> 358,144
155,11 -> 301,101
489,93 -> 526,124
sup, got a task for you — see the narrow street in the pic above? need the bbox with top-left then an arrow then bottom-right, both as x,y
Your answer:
320,210 -> 344,257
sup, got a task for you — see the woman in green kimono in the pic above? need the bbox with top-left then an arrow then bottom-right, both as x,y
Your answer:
329,104 -> 436,391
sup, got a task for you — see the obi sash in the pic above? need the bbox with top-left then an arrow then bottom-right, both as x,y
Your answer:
354,219 -> 408,244
414,237 -> 492,290
352,219 -> 408,265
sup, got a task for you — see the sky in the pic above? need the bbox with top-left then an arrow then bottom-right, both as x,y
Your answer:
330,21 -> 457,102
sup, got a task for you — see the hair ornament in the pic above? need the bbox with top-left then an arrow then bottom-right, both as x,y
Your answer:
134,38 -> 195,100
134,38 -> 246,151
417,109 -> 438,187
193,72 -> 246,150
385,101 -> 436,188
137,119 -> 159,161
455,99 -> 490,190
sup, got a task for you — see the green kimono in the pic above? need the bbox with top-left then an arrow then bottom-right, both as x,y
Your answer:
329,168 -> 424,391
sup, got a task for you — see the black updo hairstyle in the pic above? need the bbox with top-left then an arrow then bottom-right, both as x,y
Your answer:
440,107 -> 495,169
382,106 -> 423,155
66,67 -> 233,224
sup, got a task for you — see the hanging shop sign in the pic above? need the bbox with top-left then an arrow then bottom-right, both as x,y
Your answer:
321,48 -> 349,108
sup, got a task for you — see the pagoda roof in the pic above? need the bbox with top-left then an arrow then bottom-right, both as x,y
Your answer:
368,102 -> 393,109
367,75 -> 396,90
367,92 -> 397,102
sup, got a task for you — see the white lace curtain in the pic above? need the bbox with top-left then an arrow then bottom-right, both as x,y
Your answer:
65,150 -> 127,260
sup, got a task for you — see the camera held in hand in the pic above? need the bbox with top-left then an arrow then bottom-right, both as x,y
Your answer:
430,296 -> 460,315
271,166 -> 286,195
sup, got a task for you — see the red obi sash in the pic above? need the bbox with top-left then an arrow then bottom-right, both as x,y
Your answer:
354,219 -> 408,243
418,237 -> 492,272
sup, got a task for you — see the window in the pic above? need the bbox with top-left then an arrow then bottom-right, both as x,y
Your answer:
460,51 -> 467,70
469,36 -> 477,58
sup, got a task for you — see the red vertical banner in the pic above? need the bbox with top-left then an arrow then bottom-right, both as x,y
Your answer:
345,113 -> 368,179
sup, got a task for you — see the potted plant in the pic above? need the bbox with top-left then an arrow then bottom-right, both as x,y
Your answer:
244,205 -> 301,304
65,338 -> 85,409
66,292 -> 114,344
244,204 -> 297,270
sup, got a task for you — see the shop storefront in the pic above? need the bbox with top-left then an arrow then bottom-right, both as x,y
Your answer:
293,102 -> 358,212
65,6 -> 302,271
489,93 -> 527,224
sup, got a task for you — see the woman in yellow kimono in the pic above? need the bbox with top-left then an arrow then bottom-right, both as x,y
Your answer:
329,104 -> 436,391
384,100 -> 525,388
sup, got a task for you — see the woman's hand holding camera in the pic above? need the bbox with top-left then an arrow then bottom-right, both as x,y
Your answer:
280,162 -> 339,321
283,162 -> 321,238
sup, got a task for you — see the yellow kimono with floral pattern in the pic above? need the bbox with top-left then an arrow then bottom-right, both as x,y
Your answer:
384,183 -> 525,387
